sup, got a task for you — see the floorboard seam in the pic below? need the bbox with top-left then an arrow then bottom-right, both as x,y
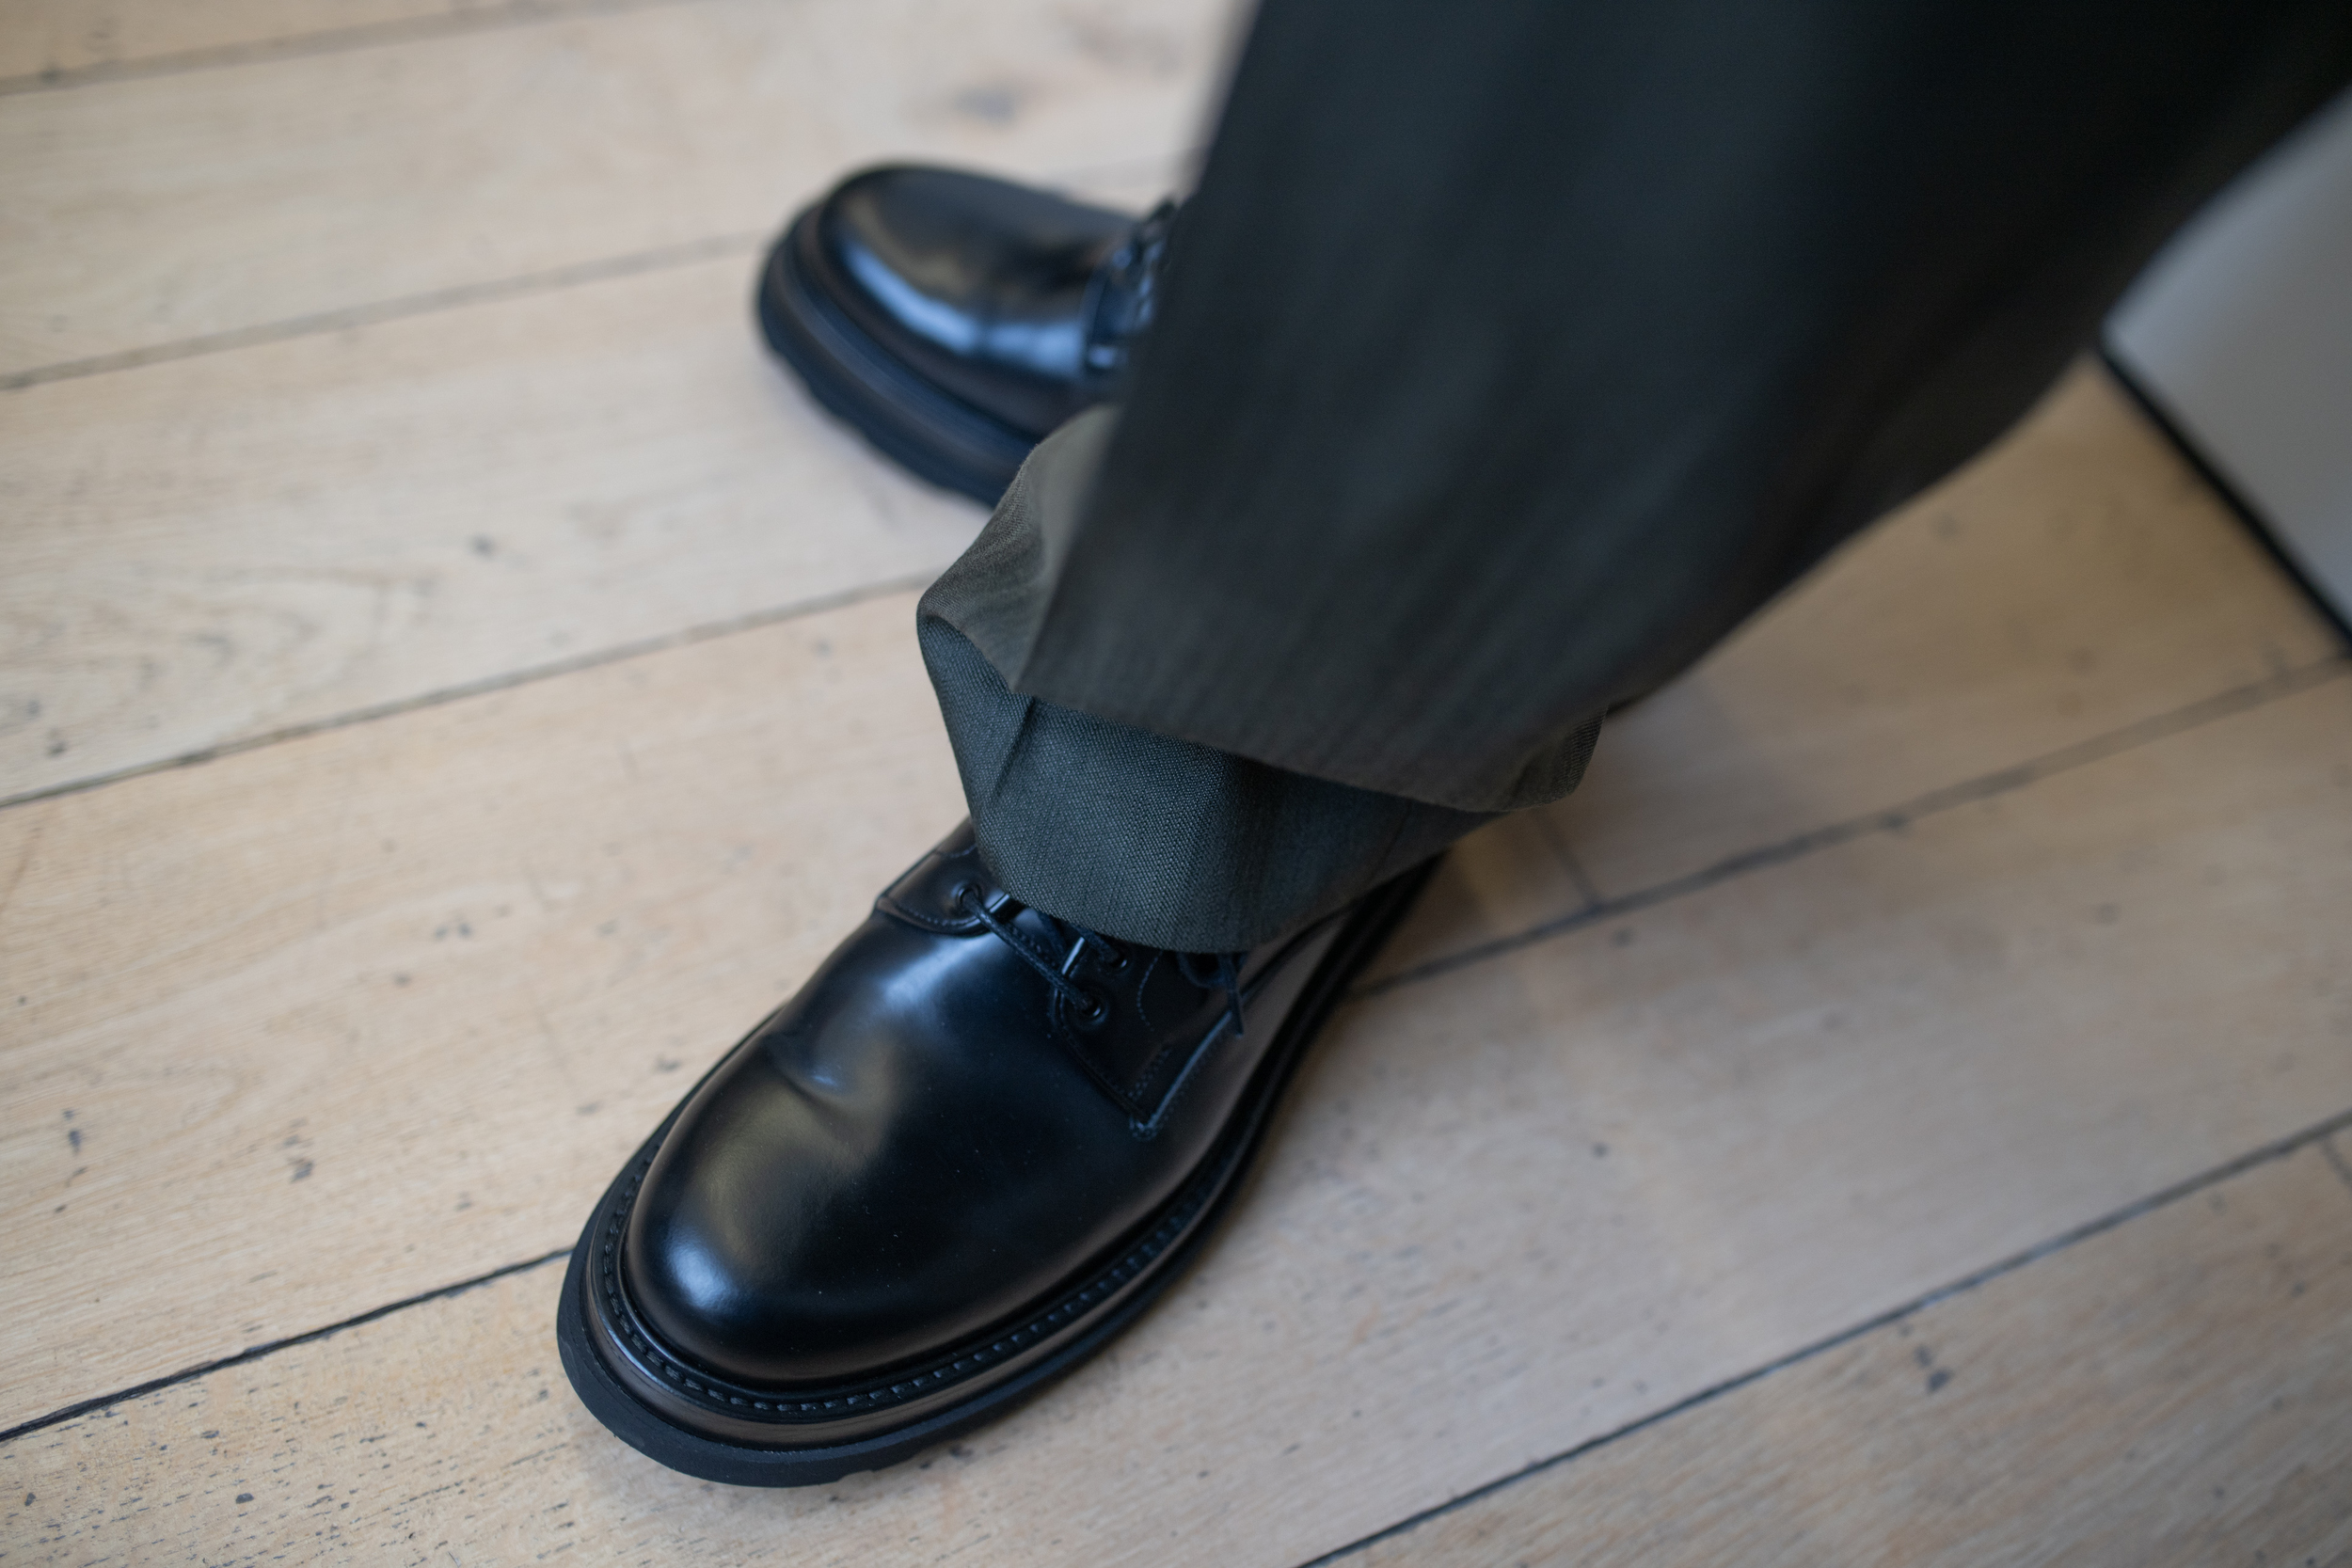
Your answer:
0,1247 -> 570,1447
0,147 -> 1197,394
0,232 -> 769,393
4,652 -> 2335,1435
12,1096 -> 2347,1511
1356,652 -> 2352,1003
0,569 -> 943,814
0,0 -> 709,99
1291,1099 -> 2352,1568
6,505 -> 2337,1465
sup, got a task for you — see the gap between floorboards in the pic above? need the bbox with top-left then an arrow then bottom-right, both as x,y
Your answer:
1290,1099 -> 2352,1568
0,0 -> 709,98
4,652 -> 2343,1449
11,1098 -> 2348,1550
1360,653 -> 2351,997
0,570 -> 941,814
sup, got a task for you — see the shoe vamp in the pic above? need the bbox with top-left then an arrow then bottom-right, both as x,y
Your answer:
820,167 -> 1128,433
623,916 -> 1231,1386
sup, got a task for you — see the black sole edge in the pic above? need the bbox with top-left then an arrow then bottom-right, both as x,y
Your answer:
755,215 -> 1036,507
557,859 -> 1439,1487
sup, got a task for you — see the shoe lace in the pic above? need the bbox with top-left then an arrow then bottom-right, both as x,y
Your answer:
955,881 -> 1245,1037
1174,949 -> 1248,1039
1080,198 -> 1179,387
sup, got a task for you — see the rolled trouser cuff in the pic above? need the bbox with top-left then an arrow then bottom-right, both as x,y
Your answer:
917,608 -> 1529,950
914,415 -> 1600,950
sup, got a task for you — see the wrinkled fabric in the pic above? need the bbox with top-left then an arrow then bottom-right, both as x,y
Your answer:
916,0 -> 2351,948
919,420 -> 1578,950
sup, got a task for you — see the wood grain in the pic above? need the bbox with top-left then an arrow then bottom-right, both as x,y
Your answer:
1344,1144 -> 2352,1568
0,0 -> 1197,804
0,588 -> 966,1430
1555,365 -> 2344,896
0,0 -> 1231,375
5,642 -> 2347,1559
8,5 -> 2345,1564
22,1147 -> 2346,1565
0,0 -> 506,86
1373,365 -> 2344,982
0,253 -> 982,802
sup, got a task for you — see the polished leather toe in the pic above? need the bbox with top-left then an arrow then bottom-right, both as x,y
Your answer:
626,916 -> 1174,1383
759,164 -> 1174,500
619,824 -> 1334,1387
563,823 -> 1435,1482
810,166 -> 1136,437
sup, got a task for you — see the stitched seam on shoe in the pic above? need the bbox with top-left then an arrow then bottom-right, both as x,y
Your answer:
874,846 -> 993,933
1123,920 -> 1332,1129
779,228 -> 1039,460
873,898 -> 987,934
596,1149 -> 1220,1422
590,875 -> 1404,1423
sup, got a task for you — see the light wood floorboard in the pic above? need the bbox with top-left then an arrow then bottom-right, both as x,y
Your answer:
1553,366 -> 2342,902
1343,1143 -> 2352,1568
0,0 -> 1229,377
0,0 -> 540,87
0,588 -> 965,1428
0,253 -> 982,802
7,3 -> 2347,1558
23,1146 -> 2348,1566
0,143 -> 1174,802
5,651 -> 2347,1560
1,2 -> 1191,802
1369,365 -> 2343,983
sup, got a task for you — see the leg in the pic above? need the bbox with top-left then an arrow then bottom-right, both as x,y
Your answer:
926,0 -> 2352,948
564,0 -> 2352,1482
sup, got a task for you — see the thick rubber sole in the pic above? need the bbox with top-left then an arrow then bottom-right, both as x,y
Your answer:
755,211 -> 1039,506
556,859 -> 1438,1486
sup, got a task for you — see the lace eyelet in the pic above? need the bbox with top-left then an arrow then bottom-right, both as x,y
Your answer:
1069,990 -> 1112,1031
947,880 -> 982,914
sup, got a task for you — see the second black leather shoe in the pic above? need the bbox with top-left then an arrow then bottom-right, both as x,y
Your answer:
558,822 -> 1432,1485
756,165 -> 1173,503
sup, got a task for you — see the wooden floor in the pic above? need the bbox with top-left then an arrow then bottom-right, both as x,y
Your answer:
4,4 -> 2350,1563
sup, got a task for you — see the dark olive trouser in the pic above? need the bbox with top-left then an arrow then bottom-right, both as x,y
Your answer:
917,0 -> 2352,953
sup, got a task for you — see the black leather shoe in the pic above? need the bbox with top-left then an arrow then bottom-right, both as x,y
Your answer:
756,165 -> 1173,503
558,823 -> 1432,1485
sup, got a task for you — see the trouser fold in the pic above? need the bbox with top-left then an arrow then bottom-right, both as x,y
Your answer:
920,0 -> 2352,950
918,417 -> 1575,952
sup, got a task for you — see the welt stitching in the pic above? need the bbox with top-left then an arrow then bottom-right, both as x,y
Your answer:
596,1142 -> 1216,1418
